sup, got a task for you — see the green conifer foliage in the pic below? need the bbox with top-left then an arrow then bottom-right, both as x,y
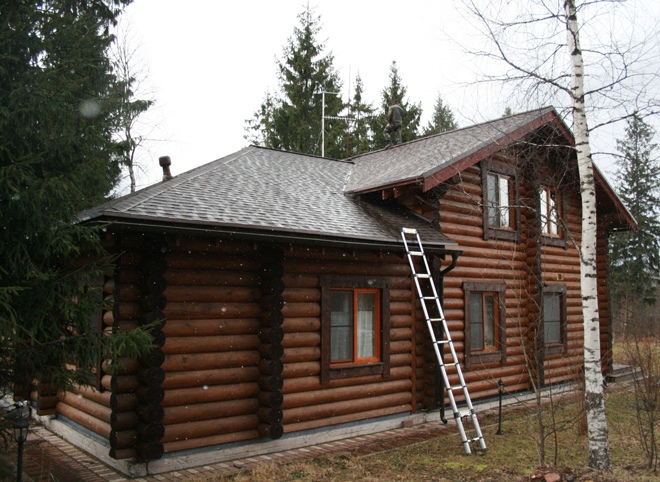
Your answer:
372,61 -> 422,148
422,94 -> 458,136
0,1 -> 152,394
609,115 -> 660,319
245,6 -> 344,158
347,74 -> 375,156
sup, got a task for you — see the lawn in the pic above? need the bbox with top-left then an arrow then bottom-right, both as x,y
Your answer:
191,384 -> 658,482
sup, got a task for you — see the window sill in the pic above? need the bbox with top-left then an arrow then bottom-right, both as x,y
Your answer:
465,351 -> 504,368
326,362 -> 386,382
484,227 -> 519,243
540,235 -> 567,249
544,344 -> 566,356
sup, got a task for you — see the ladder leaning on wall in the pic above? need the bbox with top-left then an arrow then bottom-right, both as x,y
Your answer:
400,227 -> 487,455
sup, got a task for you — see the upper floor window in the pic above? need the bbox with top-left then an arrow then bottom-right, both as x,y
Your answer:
539,186 -> 559,236
543,285 -> 567,355
320,276 -> 390,383
463,281 -> 507,368
482,160 -> 520,242
538,185 -> 568,248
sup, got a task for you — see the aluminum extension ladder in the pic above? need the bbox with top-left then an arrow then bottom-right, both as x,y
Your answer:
400,227 -> 487,454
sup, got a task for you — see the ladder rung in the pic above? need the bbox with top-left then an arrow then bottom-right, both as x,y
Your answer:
408,250 -> 423,256
421,296 -> 437,301
434,340 -> 450,345
414,273 -> 431,279
450,385 -> 465,391
401,228 -> 418,234
429,318 -> 444,323
468,437 -> 482,443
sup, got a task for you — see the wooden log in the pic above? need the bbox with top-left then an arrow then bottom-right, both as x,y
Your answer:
281,303 -> 320,318
258,407 -> 283,425
164,269 -> 260,287
162,430 -> 258,454
259,326 -> 284,344
102,358 -> 140,376
281,332 -> 320,348
137,404 -> 164,424
58,392 -> 111,423
136,442 -> 164,461
257,375 -> 284,392
57,402 -> 111,439
162,366 -> 260,390
109,429 -> 138,450
164,285 -> 260,303
164,302 -> 261,320
281,379 -> 412,410
258,423 -> 284,440
162,398 -> 260,425
282,288 -> 320,303
101,375 -> 140,394
162,383 -> 260,407
137,423 -> 165,442
111,393 -> 138,412
277,366 -> 412,395
281,346 -> 320,364
111,411 -> 139,431
163,335 -> 260,355
258,390 -> 284,408
258,358 -> 284,376
281,317 -> 320,332
282,391 -> 412,425
283,404 -> 411,434
162,318 -> 260,337
110,448 -> 136,460
162,351 -> 260,372
167,253 -> 260,271
281,361 -> 320,378
283,259 -> 410,277
258,343 -> 285,360
136,386 -> 165,405
137,367 -> 165,386
161,414 -> 259,443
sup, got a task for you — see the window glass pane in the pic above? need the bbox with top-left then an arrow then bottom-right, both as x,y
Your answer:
487,173 -> 499,226
357,293 -> 376,359
499,177 -> 511,227
544,294 -> 561,344
331,292 -> 353,362
484,295 -> 496,348
539,188 -> 548,233
469,293 -> 484,351
548,192 -> 558,235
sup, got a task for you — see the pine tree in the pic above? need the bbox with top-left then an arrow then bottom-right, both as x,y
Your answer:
422,94 -> 458,136
347,74 -> 375,156
245,6 -> 344,158
372,61 -> 423,148
0,1 -> 152,395
609,115 -> 660,324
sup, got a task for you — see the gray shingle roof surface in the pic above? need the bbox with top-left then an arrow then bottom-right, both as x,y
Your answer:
82,147 -> 454,247
345,107 -> 555,194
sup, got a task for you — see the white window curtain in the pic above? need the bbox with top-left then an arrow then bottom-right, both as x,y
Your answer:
357,293 -> 376,359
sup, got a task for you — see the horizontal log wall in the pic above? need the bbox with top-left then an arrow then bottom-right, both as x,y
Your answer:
280,246 -> 415,434
158,237 -> 263,454
434,163 -> 531,405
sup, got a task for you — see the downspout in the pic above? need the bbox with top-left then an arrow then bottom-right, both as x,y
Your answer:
432,250 -> 460,424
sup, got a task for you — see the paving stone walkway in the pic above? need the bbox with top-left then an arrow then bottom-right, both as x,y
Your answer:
7,412 -> 480,482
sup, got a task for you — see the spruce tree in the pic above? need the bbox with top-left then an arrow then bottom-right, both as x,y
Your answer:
609,115 -> 660,330
422,94 -> 458,136
372,61 -> 422,148
347,74 -> 375,156
245,6 -> 344,158
0,1 -> 152,395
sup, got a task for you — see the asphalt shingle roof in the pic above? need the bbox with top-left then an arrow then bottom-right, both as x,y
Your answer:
345,107 -> 556,194
82,147 -> 455,248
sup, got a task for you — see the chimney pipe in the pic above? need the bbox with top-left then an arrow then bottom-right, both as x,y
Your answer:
159,156 -> 173,181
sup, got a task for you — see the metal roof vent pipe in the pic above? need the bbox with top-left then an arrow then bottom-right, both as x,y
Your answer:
159,156 -> 174,181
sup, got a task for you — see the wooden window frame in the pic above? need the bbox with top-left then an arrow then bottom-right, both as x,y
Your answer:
542,284 -> 568,356
320,276 -> 390,384
539,185 -> 568,249
482,160 -> 520,243
463,281 -> 507,368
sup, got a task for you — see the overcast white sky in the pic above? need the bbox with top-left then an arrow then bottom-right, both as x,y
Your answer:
115,0 -> 659,194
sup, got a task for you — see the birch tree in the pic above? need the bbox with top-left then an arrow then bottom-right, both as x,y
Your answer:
460,0 -> 660,470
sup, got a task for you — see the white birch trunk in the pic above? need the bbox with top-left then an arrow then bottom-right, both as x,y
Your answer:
565,0 -> 611,471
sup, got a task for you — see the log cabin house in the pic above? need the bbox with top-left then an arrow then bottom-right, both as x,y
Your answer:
36,107 -> 634,476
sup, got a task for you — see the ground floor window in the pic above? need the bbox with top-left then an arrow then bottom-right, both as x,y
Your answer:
463,281 -> 507,368
543,285 -> 567,355
320,276 -> 390,383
